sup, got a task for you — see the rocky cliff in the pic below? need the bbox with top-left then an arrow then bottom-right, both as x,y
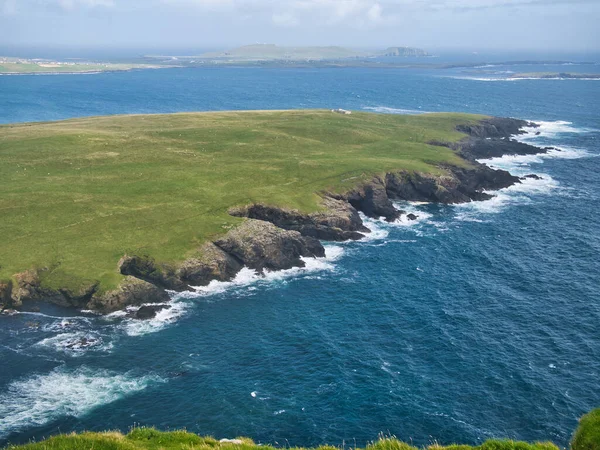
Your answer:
0,116 -> 548,315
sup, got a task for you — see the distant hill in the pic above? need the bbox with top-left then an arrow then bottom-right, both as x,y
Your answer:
380,46 -> 430,57
200,44 -> 429,60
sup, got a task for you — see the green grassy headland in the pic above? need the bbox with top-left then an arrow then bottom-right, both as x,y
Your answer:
0,110 -> 481,294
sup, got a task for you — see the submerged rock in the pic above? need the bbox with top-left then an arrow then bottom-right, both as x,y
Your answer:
522,174 -> 543,180
406,213 -> 418,221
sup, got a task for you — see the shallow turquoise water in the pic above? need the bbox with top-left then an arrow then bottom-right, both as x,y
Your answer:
0,63 -> 599,448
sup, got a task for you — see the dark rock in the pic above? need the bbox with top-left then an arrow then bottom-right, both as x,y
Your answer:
345,177 -> 401,222
230,196 -> 367,241
87,276 -> 171,313
135,304 -> 171,320
385,164 -> 519,205
178,243 -> 243,287
535,131 -> 541,135
521,174 -> 543,180
456,117 -> 537,139
119,255 -> 189,292
214,219 -> 325,272
406,213 -> 418,221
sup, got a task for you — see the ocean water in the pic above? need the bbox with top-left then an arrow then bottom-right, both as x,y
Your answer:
0,63 -> 599,448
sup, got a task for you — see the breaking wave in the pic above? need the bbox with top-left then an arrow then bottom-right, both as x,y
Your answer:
0,366 -> 163,438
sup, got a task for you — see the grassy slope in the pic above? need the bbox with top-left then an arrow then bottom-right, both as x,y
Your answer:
6,429 -> 559,450
0,110 -> 481,293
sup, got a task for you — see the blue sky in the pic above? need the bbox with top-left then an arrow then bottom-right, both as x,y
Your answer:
1,0 -> 599,53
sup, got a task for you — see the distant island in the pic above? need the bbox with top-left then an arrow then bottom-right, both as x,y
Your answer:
1,110 -> 548,316
198,44 -> 430,60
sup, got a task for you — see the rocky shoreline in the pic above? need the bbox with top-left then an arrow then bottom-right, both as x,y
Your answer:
0,117 -> 547,317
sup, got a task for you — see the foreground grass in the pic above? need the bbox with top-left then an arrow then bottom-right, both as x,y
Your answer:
6,429 -> 559,450
0,110 -> 481,293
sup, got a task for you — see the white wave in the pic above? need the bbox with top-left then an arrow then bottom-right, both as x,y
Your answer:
358,214 -> 390,241
454,176 -> 559,220
41,317 -> 91,333
392,203 -> 434,227
191,244 -> 345,297
0,366 -> 162,438
115,301 -> 189,337
35,332 -> 111,356
362,106 -> 430,115
517,120 -> 596,142
478,147 -> 592,177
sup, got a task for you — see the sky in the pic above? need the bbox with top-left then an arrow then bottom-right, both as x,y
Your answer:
1,0 -> 599,55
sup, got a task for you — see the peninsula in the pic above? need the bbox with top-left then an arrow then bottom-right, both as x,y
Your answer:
0,111 -> 546,314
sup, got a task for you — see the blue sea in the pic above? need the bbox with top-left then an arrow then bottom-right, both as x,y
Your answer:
0,58 -> 599,448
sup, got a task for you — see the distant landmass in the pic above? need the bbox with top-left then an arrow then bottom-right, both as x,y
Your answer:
199,44 -> 430,61
509,72 -> 600,79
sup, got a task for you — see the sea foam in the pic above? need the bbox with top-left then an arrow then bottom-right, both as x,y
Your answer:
0,366 -> 162,438
191,244 -> 345,297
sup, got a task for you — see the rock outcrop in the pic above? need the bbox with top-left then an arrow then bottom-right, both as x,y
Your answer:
230,196 -> 368,241
177,243 -> 243,287
343,176 -> 402,222
214,219 -> 325,272
87,277 -> 170,313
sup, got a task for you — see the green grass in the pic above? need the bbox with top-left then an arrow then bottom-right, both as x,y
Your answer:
0,110 -> 482,293
5,429 -> 560,450
572,408 -> 600,450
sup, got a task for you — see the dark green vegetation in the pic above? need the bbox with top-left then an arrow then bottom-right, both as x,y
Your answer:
572,409 -> 600,450
7,407 -> 600,449
0,110 -> 480,294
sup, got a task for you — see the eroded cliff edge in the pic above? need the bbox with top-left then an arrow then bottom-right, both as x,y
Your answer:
0,116 -> 544,315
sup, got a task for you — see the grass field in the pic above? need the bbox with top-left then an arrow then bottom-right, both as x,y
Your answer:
0,110 -> 482,293
6,429 -> 560,450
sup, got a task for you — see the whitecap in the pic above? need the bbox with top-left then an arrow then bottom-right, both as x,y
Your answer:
454,176 -> 559,219
35,332 -> 111,356
517,120 -> 596,141
358,214 -> 390,241
116,301 -> 189,337
190,244 -> 345,297
0,366 -> 163,438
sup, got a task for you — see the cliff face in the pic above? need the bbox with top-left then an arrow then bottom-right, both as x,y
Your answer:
0,117 -> 547,315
